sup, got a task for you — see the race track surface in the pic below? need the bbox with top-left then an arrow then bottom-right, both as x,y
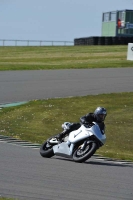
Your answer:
0,142 -> 133,200
0,68 -> 133,104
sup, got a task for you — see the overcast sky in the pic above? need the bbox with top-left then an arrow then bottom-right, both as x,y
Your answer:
0,0 -> 133,42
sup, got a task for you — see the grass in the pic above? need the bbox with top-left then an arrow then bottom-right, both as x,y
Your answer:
0,92 -> 133,161
0,46 -> 133,70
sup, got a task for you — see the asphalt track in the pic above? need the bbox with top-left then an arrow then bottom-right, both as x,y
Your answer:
0,68 -> 133,104
0,68 -> 133,200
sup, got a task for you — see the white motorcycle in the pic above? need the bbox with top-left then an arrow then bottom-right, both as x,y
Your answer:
40,122 -> 106,163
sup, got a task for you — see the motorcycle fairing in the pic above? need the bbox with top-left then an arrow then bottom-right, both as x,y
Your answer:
53,142 -> 74,158
69,123 -> 106,145
68,125 -> 92,143
89,123 -> 106,144
53,122 -> 106,158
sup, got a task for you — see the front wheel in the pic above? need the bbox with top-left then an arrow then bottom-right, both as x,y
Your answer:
72,142 -> 98,163
40,141 -> 54,158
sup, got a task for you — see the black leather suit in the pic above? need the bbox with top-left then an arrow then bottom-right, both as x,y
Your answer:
80,112 -> 105,133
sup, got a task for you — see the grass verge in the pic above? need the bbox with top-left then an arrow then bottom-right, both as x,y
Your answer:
0,92 -> 133,161
0,46 -> 133,70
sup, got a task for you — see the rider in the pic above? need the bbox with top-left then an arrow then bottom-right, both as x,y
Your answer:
56,107 -> 107,141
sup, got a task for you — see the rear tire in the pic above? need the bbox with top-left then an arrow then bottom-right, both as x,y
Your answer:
40,141 -> 54,158
73,142 -> 97,163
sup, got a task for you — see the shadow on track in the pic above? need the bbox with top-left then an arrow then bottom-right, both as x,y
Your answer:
53,157 -> 133,168
85,160 -> 133,168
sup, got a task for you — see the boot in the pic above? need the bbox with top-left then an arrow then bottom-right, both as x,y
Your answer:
55,133 -> 63,141
55,123 -> 80,141
55,130 -> 69,141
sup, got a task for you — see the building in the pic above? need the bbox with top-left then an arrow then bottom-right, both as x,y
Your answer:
102,9 -> 133,37
74,9 -> 133,45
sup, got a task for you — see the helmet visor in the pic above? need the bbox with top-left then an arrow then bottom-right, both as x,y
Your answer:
98,114 -> 106,121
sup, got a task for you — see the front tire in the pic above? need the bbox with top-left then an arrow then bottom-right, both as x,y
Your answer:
73,142 -> 97,163
40,141 -> 54,158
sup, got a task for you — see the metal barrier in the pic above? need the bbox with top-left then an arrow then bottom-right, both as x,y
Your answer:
74,36 -> 133,45
0,39 -> 74,46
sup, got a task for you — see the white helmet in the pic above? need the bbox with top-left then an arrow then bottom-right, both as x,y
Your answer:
94,107 -> 107,122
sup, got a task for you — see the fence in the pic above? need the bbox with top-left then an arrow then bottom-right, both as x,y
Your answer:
0,39 -> 74,46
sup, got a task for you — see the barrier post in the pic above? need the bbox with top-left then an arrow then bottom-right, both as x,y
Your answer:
127,43 -> 133,60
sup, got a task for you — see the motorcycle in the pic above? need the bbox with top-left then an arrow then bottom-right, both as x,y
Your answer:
40,121 -> 106,163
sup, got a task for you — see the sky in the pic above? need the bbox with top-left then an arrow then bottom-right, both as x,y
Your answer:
0,0 -> 133,42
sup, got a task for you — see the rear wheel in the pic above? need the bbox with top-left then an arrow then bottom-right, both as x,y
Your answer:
40,141 -> 54,158
73,142 -> 97,163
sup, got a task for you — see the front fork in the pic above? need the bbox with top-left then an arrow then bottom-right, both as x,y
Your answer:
80,140 -> 87,151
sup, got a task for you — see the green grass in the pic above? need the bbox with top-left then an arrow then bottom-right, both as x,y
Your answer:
0,46 -> 133,70
0,92 -> 133,161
